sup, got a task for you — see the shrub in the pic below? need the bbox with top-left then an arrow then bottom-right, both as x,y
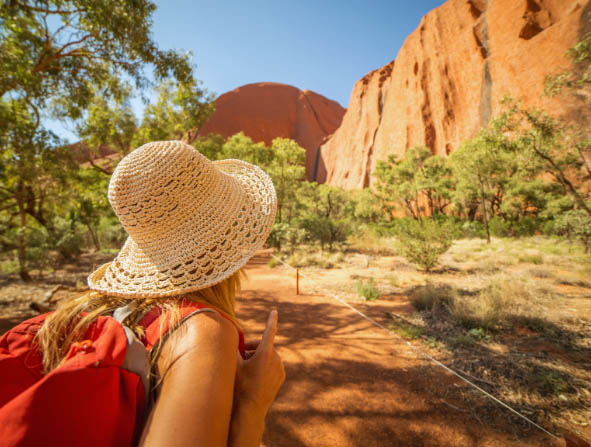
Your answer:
395,219 -> 454,271
52,217 -> 86,260
518,254 -> 544,264
268,222 -> 306,254
98,216 -> 126,249
489,216 -> 512,237
554,209 -> 591,253
408,283 -> 457,312
449,280 -> 512,329
355,278 -> 380,301
299,215 -> 351,251
491,216 -> 540,237
512,216 -> 539,237
460,220 -> 486,239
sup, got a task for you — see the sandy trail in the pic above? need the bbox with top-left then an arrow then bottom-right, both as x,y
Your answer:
237,253 -> 560,447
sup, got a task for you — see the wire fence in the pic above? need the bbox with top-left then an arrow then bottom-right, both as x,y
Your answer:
269,253 -> 561,442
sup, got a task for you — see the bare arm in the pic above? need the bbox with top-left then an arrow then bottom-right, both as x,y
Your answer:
139,312 -> 239,447
139,310 -> 284,447
229,310 -> 286,447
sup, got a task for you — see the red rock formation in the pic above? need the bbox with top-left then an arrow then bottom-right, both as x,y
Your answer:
319,0 -> 590,189
197,82 -> 345,181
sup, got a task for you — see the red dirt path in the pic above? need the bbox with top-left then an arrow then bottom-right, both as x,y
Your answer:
237,254 -> 562,447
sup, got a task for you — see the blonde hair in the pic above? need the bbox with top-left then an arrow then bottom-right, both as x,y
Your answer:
36,269 -> 245,374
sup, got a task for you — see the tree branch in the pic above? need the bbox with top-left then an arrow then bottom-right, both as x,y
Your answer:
15,2 -> 87,15
88,157 -> 114,175
529,131 -> 591,215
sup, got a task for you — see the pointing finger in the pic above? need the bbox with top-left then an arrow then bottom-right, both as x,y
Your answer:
258,309 -> 278,354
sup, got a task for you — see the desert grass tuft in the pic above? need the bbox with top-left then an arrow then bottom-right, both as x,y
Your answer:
355,278 -> 380,301
286,250 -> 344,269
556,273 -> 591,288
528,268 -> 554,279
408,283 -> 457,312
348,232 -> 397,256
517,254 -> 544,265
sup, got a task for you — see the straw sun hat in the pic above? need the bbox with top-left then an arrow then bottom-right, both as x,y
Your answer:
88,140 -> 277,298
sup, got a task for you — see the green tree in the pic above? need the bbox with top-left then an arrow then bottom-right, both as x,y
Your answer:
133,79 -> 214,146
74,89 -> 137,174
0,102 -> 75,279
374,146 -> 453,221
267,138 -> 306,222
191,133 -> 225,161
450,113 -> 521,243
219,132 -> 273,168
0,0 -> 197,279
374,147 -> 427,221
540,33 -> 591,227
545,32 -> 591,97
555,209 -> 591,253
516,108 -> 590,217
350,188 -> 381,223
418,152 -> 454,218
395,219 -> 454,272
77,79 -> 214,174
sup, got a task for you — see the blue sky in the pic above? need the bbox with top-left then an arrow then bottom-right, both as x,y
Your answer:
50,0 -> 446,141
152,0 -> 445,107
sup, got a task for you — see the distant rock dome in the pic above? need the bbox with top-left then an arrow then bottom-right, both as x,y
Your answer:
197,82 -> 345,181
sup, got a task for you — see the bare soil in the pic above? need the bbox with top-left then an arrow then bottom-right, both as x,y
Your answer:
238,252 -> 570,447
0,249 -> 588,446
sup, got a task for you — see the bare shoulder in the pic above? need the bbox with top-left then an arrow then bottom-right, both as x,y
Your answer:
141,310 -> 240,446
159,309 -> 239,369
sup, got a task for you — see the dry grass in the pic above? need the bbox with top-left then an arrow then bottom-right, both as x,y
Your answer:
528,268 -> 554,279
333,235 -> 591,441
407,276 -> 564,331
388,271 -> 426,288
517,253 -> 544,265
408,283 -> 456,312
555,272 -> 591,288
347,232 -> 397,256
284,249 -> 345,269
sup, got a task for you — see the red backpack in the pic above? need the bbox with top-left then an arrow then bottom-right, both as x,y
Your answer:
0,301 -> 245,446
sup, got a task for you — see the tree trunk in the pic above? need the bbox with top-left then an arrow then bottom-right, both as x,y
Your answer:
479,181 -> 491,244
86,224 -> 101,251
15,181 -> 32,281
427,191 -> 435,221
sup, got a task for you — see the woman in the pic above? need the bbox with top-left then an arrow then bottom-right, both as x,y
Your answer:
9,140 -> 284,446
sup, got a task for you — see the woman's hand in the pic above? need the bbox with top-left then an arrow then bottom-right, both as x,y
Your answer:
236,309 -> 285,413
229,309 -> 285,447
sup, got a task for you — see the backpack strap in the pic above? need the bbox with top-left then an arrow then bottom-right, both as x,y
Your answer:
138,301 -> 246,358
112,304 -> 152,404
135,302 -> 246,417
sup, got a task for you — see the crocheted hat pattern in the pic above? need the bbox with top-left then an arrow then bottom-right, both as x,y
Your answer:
88,140 -> 277,297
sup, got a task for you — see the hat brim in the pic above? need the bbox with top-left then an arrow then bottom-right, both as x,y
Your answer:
88,159 -> 277,298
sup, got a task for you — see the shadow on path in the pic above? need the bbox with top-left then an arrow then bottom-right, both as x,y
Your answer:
236,264 -> 558,447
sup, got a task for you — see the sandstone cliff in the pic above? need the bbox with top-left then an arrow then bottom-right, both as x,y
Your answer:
319,0 -> 590,189
197,82 -> 345,181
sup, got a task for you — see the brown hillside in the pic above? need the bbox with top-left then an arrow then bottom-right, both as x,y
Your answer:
318,0 -> 590,189
197,82 -> 345,181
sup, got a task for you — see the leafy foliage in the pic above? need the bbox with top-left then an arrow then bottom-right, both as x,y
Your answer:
374,146 -> 452,221
354,278 -> 379,301
395,219 -> 454,272
0,0 -> 209,279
